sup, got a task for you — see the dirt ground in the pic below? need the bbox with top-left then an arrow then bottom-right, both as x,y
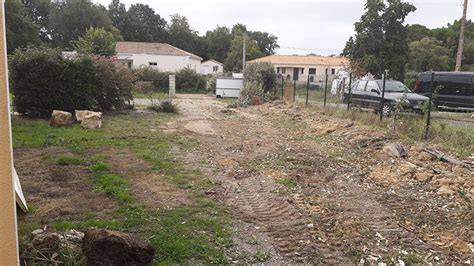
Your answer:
166,95 -> 473,264
15,94 -> 473,264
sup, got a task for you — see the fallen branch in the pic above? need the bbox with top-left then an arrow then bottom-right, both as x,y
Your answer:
423,148 -> 472,170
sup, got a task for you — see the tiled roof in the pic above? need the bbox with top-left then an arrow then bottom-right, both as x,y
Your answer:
248,55 -> 349,66
202,59 -> 224,65
115,41 -> 203,60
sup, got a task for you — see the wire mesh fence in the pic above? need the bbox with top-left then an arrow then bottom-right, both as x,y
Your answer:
272,72 -> 473,154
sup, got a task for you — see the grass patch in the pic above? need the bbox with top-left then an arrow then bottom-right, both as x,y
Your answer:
57,156 -> 84,166
13,113 -> 234,264
275,177 -> 297,189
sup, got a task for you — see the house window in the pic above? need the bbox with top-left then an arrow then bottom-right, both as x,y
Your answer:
187,64 -> 191,69
277,67 -> 280,73
213,66 -> 218,72
309,68 -> 316,75
282,68 -> 286,74
149,62 -> 157,67
301,68 -> 304,74
331,68 -> 336,75
127,61 -> 132,69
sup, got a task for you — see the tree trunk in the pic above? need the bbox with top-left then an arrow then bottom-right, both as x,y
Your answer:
455,0 -> 468,72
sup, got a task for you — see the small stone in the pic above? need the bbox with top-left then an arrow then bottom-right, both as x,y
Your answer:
307,223 -> 314,228
383,143 -> 407,158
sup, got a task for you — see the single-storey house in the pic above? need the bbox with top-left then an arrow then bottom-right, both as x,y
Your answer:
201,59 -> 224,75
248,55 -> 349,83
115,41 -> 203,72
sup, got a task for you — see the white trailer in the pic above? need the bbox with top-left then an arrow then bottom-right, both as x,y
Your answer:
216,78 -> 243,98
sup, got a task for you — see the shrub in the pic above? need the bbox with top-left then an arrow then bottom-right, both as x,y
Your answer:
133,67 -> 170,92
149,99 -> 178,113
175,68 -> 207,93
240,62 -> 277,105
9,47 -> 133,117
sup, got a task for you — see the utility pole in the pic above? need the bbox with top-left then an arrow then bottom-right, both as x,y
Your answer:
242,36 -> 246,73
455,0 -> 468,71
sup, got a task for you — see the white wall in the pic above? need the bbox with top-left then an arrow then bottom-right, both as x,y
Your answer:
117,53 -> 201,72
201,61 -> 224,75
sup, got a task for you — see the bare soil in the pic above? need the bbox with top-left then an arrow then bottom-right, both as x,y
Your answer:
14,147 -> 116,224
167,95 -> 473,264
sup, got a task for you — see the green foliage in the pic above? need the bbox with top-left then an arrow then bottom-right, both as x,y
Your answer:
344,0 -> 416,80
205,26 -> 232,63
150,99 -> 179,113
57,156 -> 84,166
5,0 -> 40,54
240,62 -> 276,105
74,27 -> 118,56
225,30 -> 264,72
175,68 -> 207,92
408,37 -> 451,71
108,1 -> 168,43
49,0 -> 117,49
168,14 -> 206,58
9,47 -> 133,117
22,0 -> 52,42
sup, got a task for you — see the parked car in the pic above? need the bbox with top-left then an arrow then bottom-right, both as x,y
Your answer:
344,79 -> 429,116
415,71 -> 474,111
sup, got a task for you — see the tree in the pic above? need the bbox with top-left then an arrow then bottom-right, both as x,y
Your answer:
5,0 -> 39,54
408,37 -> 451,72
74,27 -> 118,56
205,26 -> 232,63
168,14 -> 205,57
407,24 -> 432,42
49,0 -> 116,49
224,30 -> 263,72
248,31 -> 279,55
344,0 -> 415,80
21,0 -> 52,42
120,3 -> 168,42
382,0 -> 417,80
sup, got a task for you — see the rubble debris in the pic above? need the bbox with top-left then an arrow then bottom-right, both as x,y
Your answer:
80,112 -> 102,129
31,227 -> 61,250
383,143 -> 407,158
49,110 -> 73,127
82,229 -> 155,265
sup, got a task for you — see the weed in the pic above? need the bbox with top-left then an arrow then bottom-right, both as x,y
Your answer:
57,156 -> 84,166
276,177 -> 297,189
90,162 -> 110,172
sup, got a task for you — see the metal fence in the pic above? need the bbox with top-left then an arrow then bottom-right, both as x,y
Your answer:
273,72 -> 473,144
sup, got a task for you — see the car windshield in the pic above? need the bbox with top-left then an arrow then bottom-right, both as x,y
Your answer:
376,81 -> 411,93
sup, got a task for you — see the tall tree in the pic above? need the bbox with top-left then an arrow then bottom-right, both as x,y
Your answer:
49,0 -> 117,49
74,27 -> 118,56
248,31 -> 279,55
382,0 -> 416,79
21,0 -> 51,42
407,24 -> 431,42
408,37 -> 451,72
168,14 -> 204,57
344,0 -> 415,80
224,30 -> 263,72
205,26 -> 232,63
121,3 -> 168,42
5,0 -> 39,54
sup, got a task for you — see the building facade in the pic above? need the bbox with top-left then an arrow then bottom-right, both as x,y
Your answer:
115,41 -> 202,73
201,59 -> 224,75
248,55 -> 349,83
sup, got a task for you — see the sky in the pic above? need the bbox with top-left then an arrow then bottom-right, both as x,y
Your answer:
94,0 -> 467,55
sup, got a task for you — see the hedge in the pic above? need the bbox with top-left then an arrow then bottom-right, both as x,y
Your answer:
133,67 -> 207,93
9,47 -> 133,117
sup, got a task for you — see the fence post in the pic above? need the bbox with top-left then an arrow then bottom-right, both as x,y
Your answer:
281,76 -> 284,98
379,72 -> 387,121
424,72 -> 435,139
293,80 -> 296,103
306,75 -> 310,106
347,72 -> 352,111
324,69 -> 328,108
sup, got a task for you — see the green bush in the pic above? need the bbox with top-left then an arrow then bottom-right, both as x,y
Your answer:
134,67 -> 170,92
175,68 -> 207,93
9,47 -> 133,117
240,62 -> 277,105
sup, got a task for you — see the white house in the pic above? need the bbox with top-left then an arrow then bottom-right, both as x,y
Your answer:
201,59 -> 224,75
115,41 -> 203,72
248,55 -> 349,83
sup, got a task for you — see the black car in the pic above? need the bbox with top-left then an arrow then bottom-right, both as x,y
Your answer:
344,79 -> 429,116
415,72 -> 474,111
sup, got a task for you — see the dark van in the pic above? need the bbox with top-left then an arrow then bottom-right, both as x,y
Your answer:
415,72 -> 474,111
